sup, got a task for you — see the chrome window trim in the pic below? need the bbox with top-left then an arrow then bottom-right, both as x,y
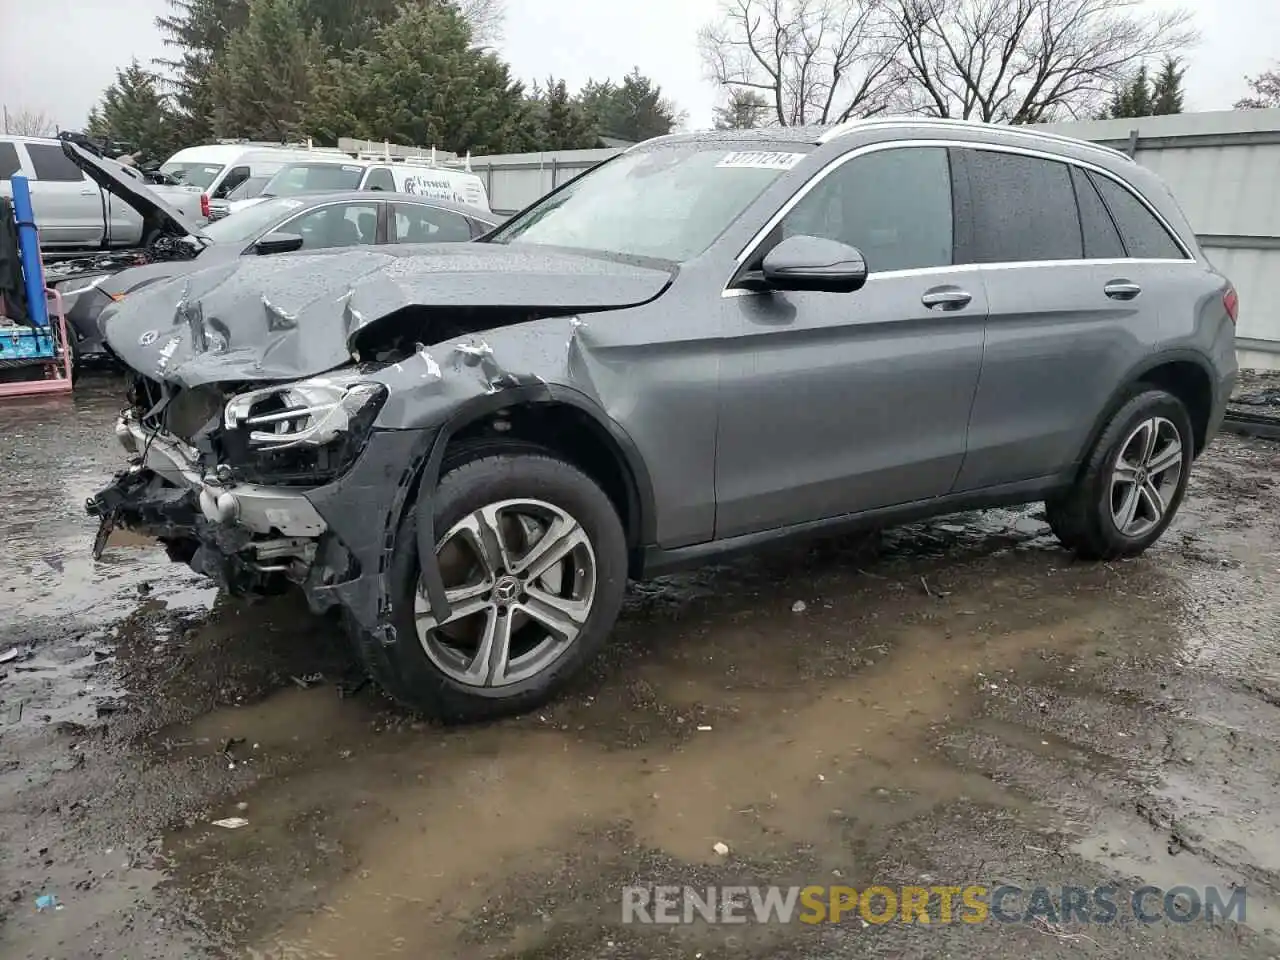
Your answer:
728,138 -> 1196,288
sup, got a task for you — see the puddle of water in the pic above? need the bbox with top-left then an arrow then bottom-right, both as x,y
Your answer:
152,555 -> 1139,959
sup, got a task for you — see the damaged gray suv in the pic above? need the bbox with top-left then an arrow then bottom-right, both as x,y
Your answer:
87,119 -> 1239,721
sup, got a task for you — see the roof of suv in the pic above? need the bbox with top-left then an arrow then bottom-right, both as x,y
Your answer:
645,117 -> 1133,165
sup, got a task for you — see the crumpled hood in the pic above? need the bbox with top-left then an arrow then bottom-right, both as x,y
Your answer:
62,140 -> 208,243
100,243 -> 672,387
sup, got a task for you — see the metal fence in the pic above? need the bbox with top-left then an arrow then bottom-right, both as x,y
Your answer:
468,108 -> 1280,368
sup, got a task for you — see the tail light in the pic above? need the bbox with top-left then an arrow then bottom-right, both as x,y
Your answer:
200,193 -> 211,219
1223,286 -> 1238,324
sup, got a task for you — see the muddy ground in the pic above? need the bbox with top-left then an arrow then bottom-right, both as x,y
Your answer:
1,373 -> 1279,959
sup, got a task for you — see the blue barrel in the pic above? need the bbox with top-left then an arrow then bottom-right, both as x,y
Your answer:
10,175 -> 49,328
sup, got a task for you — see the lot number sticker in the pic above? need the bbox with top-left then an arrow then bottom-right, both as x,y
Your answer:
717,152 -> 806,170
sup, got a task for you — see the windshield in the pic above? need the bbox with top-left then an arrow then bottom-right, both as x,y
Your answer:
159,161 -> 225,189
264,162 -> 365,196
201,197 -> 306,244
487,144 -> 808,261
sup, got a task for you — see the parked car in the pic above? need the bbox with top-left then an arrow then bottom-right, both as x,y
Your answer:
222,157 -> 491,219
51,143 -> 497,364
0,135 -> 206,249
159,144 -> 352,203
85,119 -> 1238,722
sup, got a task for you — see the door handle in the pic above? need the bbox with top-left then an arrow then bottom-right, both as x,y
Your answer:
80,188 -> 97,196
921,288 -> 973,310
1104,280 -> 1142,300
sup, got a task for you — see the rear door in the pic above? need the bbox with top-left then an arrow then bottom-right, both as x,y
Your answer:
950,146 -> 1162,491
715,144 -> 988,537
22,141 -> 106,247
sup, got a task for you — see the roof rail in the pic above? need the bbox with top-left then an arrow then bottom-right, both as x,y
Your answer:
816,116 -> 1133,162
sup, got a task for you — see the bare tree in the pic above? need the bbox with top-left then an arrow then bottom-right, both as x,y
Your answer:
887,0 -> 1196,124
699,0 -> 904,126
4,108 -> 57,137
1235,65 -> 1280,109
456,0 -> 506,46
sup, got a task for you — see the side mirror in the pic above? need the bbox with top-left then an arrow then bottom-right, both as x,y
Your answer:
254,231 -> 304,255
757,235 -> 868,293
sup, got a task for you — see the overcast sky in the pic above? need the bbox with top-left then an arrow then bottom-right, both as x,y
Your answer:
0,0 -> 1274,137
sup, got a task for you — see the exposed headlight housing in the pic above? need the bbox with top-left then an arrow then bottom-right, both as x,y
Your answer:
220,377 -> 387,485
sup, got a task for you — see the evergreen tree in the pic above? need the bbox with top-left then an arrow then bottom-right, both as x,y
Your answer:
713,89 -> 771,129
155,0 -> 251,142
1150,56 -> 1186,115
207,0 -> 326,141
538,77 -> 597,149
308,2 -> 535,155
578,68 -> 681,142
85,61 -> 183,164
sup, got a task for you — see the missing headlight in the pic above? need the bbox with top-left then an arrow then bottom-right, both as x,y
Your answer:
220,378 -> 387,485
224,380 -> 385,450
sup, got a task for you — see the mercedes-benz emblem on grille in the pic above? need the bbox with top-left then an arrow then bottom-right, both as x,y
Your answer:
138,330 -> 159,346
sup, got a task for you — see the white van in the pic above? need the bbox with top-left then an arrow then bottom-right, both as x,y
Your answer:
160,145 -> 351,202
222,157 -> 491,218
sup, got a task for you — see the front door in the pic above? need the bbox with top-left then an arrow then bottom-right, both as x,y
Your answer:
715,144 -> 987,539
22,141 -> 105,248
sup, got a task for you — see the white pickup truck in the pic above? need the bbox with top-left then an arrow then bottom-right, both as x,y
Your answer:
0,135 -> 207,250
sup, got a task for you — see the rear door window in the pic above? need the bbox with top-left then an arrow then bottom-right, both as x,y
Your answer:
1088,172 -> 1185,259
958,149 -> 1082,263
26,143 -> 86,182
0,143 -> 21,180
1070,166 -> 1125,259
779,146 -> 953,273
392,202 -> 473,242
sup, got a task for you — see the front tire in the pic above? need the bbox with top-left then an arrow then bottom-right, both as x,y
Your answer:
1046,388 -> 1194,561
368,450 -> 628,722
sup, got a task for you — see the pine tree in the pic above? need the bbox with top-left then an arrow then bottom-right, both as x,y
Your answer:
1150,56 -> 1186,115
577,69 -> 681,142
85,61 -> 183,164
207,0 -> 326,142
308,2 -> 535,155
713,89 -> 770,129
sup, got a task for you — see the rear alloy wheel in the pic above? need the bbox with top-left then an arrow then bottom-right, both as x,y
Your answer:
1106,416 -> 1184,539
371,451 -> 627,722
1045,388 -> 1194,560
416,498 -> 597,689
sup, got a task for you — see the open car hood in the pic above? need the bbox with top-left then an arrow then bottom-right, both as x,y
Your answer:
99,243 -> 673,387
61,140 -> 208,244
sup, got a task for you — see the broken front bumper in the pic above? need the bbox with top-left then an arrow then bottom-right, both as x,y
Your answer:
87,413 -> 436,637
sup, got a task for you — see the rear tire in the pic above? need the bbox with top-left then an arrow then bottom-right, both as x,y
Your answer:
1045,388 -> 1193,560
364,449 -> 628,722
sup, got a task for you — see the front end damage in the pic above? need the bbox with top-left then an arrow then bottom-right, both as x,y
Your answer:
84,243 -> 670,647
86,370 -> 432,632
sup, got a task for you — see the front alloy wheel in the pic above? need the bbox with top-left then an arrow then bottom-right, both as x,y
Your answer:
1108,416 -> 1183,538
415,499 -> 597,688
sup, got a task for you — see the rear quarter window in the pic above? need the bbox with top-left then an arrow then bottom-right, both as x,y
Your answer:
959,149 -> 1082,263
1089,172 -> 1186,260
1070,166 -> 1125,259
